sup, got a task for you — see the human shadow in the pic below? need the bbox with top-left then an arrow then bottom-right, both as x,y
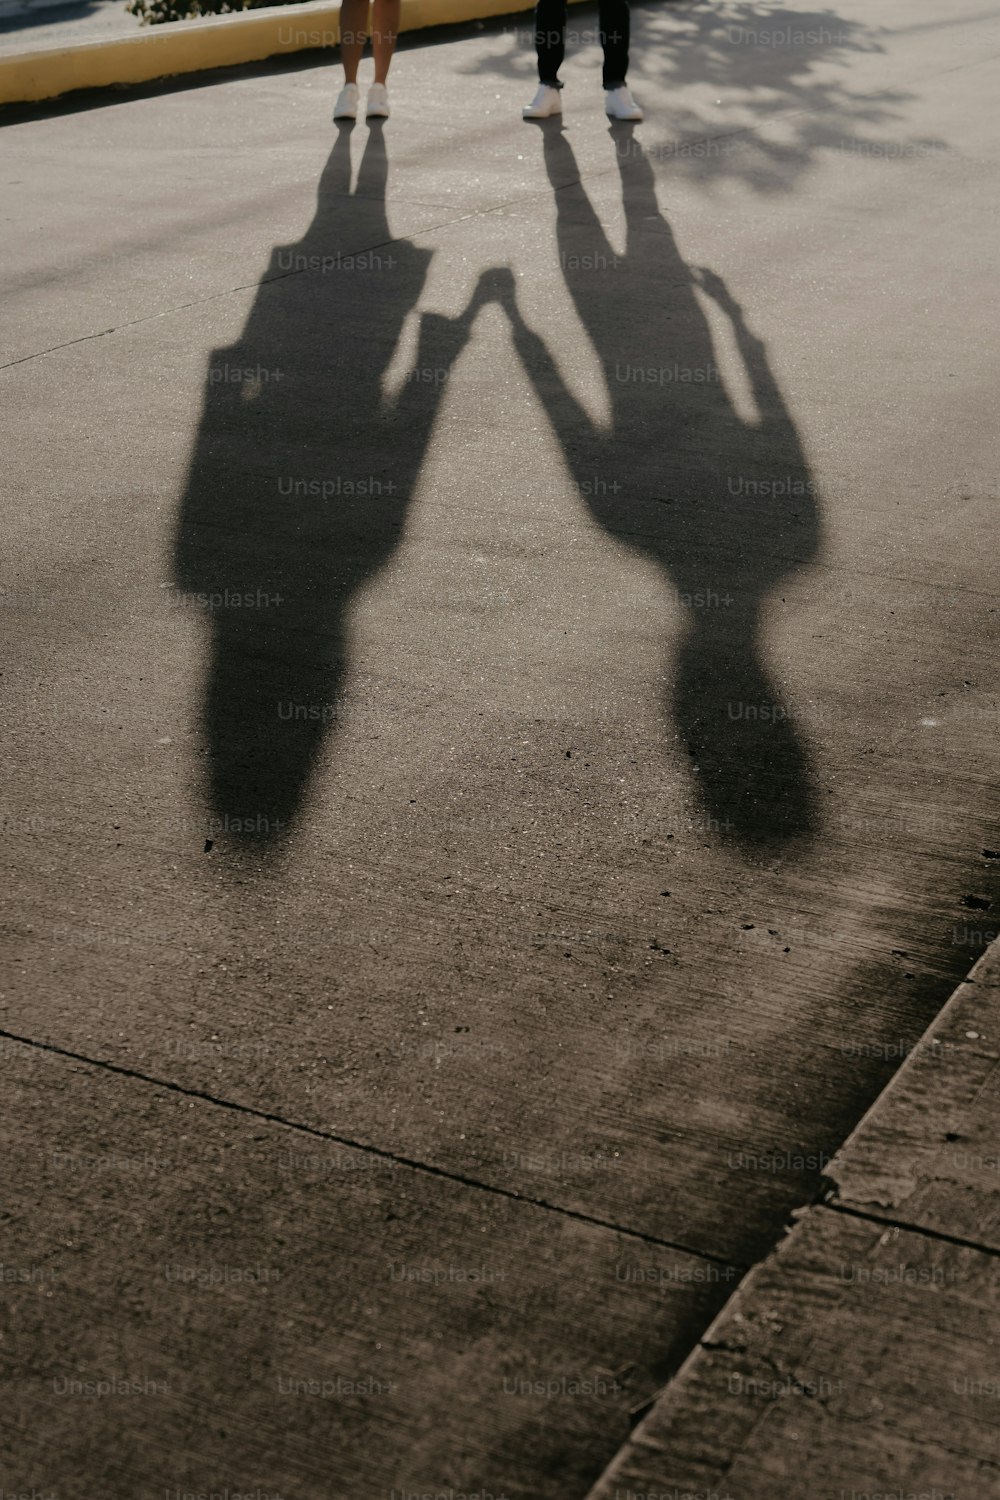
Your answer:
493,122 -> 821,850
173,124 -> 488,848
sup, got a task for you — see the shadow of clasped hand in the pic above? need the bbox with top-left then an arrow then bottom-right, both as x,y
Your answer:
175,116 -> 820,857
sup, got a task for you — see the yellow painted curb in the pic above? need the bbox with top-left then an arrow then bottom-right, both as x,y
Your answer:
0,0 -> 589,106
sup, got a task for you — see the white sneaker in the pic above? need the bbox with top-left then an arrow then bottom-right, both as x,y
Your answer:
605,85 -> 643,121
366,83 -> 390,118
522,84 -> 562,120
333,82 -> 358,120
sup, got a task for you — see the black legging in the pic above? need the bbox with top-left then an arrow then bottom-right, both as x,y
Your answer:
534,0 -> 630,89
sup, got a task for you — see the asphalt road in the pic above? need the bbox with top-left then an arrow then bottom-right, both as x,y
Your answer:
3,1 -> 1000,1495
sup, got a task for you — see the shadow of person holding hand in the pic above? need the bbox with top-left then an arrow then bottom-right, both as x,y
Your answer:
494,121 -> 821,853
173,123 -> 487,850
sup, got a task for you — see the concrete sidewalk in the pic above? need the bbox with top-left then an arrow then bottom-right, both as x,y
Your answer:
588,938 -> 1000,1499
2,1 -> 1000,1495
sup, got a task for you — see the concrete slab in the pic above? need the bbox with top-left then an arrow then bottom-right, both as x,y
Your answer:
826,943 -> 1000,1252
586,1210 -> 1000,1500
585,942 -> 1000,1500
0,1035 -> 732,1497
3,1 -> 1000,1493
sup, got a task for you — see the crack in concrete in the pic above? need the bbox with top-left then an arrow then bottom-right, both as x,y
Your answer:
0,210 -> 485,371
0,1023 -> 746,1268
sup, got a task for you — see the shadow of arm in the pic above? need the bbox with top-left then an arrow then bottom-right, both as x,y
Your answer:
482,267 -> 597,438
694,265 -> 800,442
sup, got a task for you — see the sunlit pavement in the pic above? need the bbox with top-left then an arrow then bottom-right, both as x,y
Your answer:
2,2 -> 1000,1494
0,0 -> 138,53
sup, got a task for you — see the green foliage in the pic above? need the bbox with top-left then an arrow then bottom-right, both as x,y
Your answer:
127,0 -> 297,25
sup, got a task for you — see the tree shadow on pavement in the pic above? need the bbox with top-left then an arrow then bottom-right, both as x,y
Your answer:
491,121 -> 820,851
467,0 -> 944,192
173,123 -> 492,848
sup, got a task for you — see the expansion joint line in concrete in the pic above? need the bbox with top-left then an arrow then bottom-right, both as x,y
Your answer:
586,1192 -> 1000,1498
0,1025 -> 746,1270
0,209 -> 486,372
819,1197 -> 1000,1261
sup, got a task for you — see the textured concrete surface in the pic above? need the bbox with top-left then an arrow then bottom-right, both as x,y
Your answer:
2,1 -> 1000,1495
3,1039 -> 728,1496
587,940 -> 1000,1500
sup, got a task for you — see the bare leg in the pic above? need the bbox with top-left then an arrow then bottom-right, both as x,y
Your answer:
339,0 -> 369,85
372,0 -> 401,84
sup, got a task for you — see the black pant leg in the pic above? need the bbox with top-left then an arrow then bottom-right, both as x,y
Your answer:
599,0 -> 630,87
534,0 -> 567,85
